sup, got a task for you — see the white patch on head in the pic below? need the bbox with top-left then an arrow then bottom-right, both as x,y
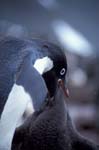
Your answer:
0,84 -> 33,150
34,56 -> 53,75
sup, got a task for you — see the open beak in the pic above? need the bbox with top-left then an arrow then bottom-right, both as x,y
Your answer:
58,79 -> 69,98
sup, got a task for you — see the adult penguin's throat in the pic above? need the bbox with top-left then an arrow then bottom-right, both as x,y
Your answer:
58,79 -> 69,98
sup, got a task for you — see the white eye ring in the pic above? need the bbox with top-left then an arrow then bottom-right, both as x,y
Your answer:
60,68 -> 66,76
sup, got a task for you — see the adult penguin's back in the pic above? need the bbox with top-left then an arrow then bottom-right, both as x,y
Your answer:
0,36 -> 36,114
0,37 -> 25,114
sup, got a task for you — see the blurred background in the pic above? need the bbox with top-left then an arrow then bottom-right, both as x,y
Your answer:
0,0 -> 98,144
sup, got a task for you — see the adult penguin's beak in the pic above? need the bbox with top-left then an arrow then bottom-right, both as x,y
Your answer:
58,79 -> 69,98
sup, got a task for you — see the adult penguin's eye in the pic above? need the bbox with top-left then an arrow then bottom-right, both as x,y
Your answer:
60,68 -> 66,76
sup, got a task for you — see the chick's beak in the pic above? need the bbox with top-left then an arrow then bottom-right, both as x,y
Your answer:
58,79 -> 69,98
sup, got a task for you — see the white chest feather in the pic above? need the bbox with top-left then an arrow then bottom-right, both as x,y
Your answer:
0,84 -> 33,150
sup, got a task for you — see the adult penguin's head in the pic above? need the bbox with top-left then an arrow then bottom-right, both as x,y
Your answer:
33,40 -> 69,98
43,44 -> 69,98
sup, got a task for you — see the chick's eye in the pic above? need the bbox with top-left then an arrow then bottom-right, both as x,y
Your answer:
60,68 -> 66,76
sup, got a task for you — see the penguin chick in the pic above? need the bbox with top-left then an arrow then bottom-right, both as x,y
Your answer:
12,85 -> 98,150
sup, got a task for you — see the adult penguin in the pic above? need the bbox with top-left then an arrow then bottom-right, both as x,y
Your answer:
12,81 -> 99,150
0,36 -> 68,150
0,36 -> 68,115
